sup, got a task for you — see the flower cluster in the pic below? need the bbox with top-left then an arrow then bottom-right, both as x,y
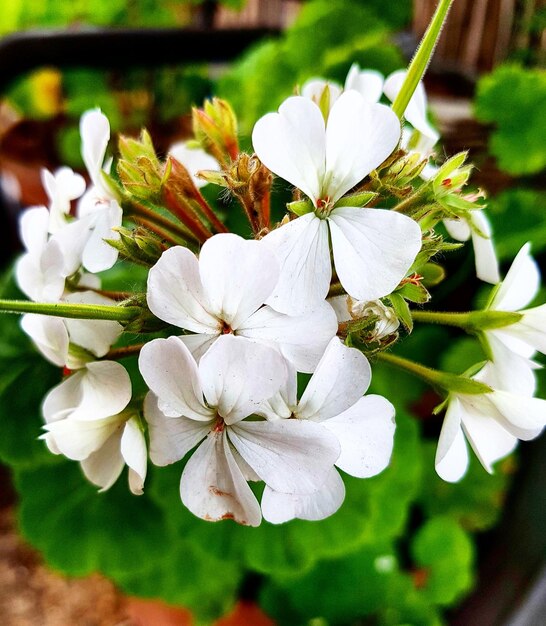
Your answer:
8,59 -> 546,527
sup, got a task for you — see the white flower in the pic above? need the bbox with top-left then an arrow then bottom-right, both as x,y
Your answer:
15,206 -> 90,302
300,77 -> 342,110
483,243 -> 545,393
41,360 -> 145,495
140,334 -> 340,526
147,233 -> 337,372
443,210 -> 500,285
168,141 -> 221,188
41,166 -> 86,234
344,63 -> 384,104
258,338 -> 396,523
252,92 -> 421,314
21,291 -> 122,369
329,295 -> 399,340
435,362 -> 546,482
77,109 -> 123,273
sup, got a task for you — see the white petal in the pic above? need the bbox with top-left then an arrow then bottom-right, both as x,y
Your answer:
459,403 -> 518,473
168,142 -> 220,188
81,201 -> 122,273
228,419 -> 340,495
498,304 -> 546,356
16,243 -> 65,303
486,391 -> 546,440
469,211 -> 500,284
252,96 -> 326,203
180,431 -> 262,526
384,70 -> 439,145
261,468 -> 345,524
147,246 -> 218,333
435,398 -> 469,483
72,361 -> 132,421
198,233 -> 279,328
44,414 -> 123,461
80,430 -> 125,492
344,64 -> 384,103
264,213 -> 331,315
19,206 -> 49,253
43,370 -> 87,424
328,295 -> 352,322
144,393 -> 211,466
492,243 -> 540,311
138,337 -> 212,421
52,216 -> 92,275
64,291 -> 122,357
328,207 -> 421,302
443,217 -> 471,242
486,333 -> 536,395
255,360 -> 298,421
325,93 -> 400,202
178,333 -> 218,362
121,416 -> 148,495
20,314 -> 69,367
324,395 -> 395,477
80,109 -> 110,185
297,337 -> 371,421
238,302 -> 338,373
301,78 -> 342,109
199,335 -> 287,424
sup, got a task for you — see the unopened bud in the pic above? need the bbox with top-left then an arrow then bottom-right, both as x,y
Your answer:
117,130 -> 162,201
192,98 -> 238,166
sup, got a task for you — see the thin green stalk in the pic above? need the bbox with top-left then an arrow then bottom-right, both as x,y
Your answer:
391,0 -> 454,119
0,299 -> 141,322
376,351 -> 491,395
411,309 -> 522,331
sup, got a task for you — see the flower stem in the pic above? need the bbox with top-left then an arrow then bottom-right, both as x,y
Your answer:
105,343 -> 146,360
0,299 -> 141,322
391,0 -> 454,119
376,351 -> 491,395
412,309 -> 522,331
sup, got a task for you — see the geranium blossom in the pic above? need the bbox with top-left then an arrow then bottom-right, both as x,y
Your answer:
344,63 -> 385,104
252,91 -> 421,314
15,206 -> 90,302
329,295 -> 400,340
21,291 -> 122,369
41,166 -> 86,234
482,243 -> 545,394
147,233 -> 337,372
257,338 -> 395,522
42,359 -> 145,494
435,362 -> 546,482
77,109 -> 123,273
140,334 -> 340,526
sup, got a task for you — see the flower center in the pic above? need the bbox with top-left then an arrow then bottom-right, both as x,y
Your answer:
220,319 -> 233,334
315,196 -> 333,218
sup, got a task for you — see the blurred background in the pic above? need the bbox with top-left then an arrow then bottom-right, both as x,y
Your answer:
0,1 -> 545,625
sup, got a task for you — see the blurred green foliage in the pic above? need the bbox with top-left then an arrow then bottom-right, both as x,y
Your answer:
474,65 -> 546,176
0,1 -> 540,624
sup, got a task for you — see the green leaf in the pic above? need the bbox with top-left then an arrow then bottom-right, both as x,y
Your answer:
411,517 -> 474,606
396,281 -> 431,304
418,443 -> 514,532
474,65 -> 546,176
389,292 -> 413,332
487,188 -> 546,260
117,541 -> 243,624
14,462 -> 172,579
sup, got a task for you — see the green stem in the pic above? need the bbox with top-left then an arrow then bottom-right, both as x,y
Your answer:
376,351 -> 491,395
412,309 -> 522,331
391,0 -> 454,119
0,299 -> 141,322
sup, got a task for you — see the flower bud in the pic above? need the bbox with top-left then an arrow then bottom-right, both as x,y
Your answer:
192,98 -> 239,167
